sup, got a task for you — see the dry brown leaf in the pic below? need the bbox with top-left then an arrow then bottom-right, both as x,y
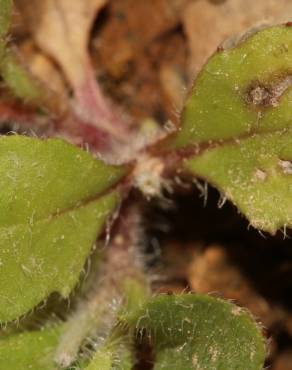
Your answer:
15,0 -> 107,87
183,0 -> 292,76
17,40 -> 68,114
14,0 -> 129,139
159,64 -> 186,112
28,53 -> 67,100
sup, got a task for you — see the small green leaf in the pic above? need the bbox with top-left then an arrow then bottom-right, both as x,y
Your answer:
85,349 -> 113,370
121,278 -> 149,317
0,0 -> 12,41
1,51 -> 44,102
0,326 -> 61,370
0,0 -> 47,103
126,294 -> 265,370
0,325 -> 132,370
168,25 -> 292,232
185,130 -> 292,233
0,136 -> 127,322
84,340 -> 133,370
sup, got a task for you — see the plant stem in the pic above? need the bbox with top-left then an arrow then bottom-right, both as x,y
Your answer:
54,201 -> 149,368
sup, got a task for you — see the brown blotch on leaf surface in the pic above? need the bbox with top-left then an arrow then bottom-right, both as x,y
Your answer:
246,75 -> 292,108
246,84 -> 272,107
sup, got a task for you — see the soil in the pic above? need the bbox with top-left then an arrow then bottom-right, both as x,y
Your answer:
7,0 -> 292,368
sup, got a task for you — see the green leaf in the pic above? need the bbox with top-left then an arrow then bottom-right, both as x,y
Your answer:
0,0 -> 12,66
82,279 -> 148,370
85,350 -> 113,370
84,340 -> 133,370
168,25 -> 292,233
126,294 -> 265,370
1,51 -> 45,102
0,0 -> 12,40
0,326 -> 61,370
0,136 -> 126,322
0,325 -> 132,370
185,130 -> 292,233
0,0 -> 46,102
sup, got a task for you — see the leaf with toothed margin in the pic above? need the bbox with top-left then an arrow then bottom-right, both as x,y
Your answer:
0,136 -> 127,323
167,25 -> 292,233
124,294 -> 265,370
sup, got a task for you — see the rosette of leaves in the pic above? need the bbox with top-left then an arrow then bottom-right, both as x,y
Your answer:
3,0 -> 290,369
0,133 -> 266,370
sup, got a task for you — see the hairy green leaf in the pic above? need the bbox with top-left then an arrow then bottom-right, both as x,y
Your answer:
0,325 -> 132,370
0,326 -> 61,370
84,341 -> 133,370
0,136 -> 126,322
126,294 -> 265,370
169,25 -> 292,233
185,130 -> 292,233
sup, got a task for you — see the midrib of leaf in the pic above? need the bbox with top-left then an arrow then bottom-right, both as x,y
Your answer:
158,25 -> 292,233
0,135 -> 128,323
162,126 -> 289,161
0,177 -> 125,230
184,128 -> 292,233
0,135 -> 127,228
0,190 -> 121,322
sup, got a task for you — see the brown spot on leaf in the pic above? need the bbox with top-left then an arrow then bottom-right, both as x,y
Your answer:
247,84 -> 271,107
279,160 -> 292,175
246,75 -> 292,108
255,169 -> 267,182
